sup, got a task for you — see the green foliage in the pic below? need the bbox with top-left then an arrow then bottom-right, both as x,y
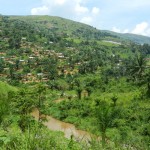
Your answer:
0,15 -> 150,149
0,122 -> 84,150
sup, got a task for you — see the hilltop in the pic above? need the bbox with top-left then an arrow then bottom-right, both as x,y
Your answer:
6,15 -> 150,44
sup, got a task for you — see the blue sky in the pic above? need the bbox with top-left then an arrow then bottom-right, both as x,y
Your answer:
0,0 -> 150,36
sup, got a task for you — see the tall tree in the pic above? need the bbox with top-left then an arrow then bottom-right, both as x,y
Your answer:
95,101 -> 121,148
128,54 -> 147,81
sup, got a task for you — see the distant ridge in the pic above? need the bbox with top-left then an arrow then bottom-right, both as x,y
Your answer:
103,30 -> 150,45
4,15 -> 150,44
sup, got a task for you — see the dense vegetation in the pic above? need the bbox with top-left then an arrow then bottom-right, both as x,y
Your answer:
0,15 -> 150,149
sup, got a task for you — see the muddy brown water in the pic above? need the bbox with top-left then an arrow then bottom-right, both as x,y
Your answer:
31,108 -> 94,142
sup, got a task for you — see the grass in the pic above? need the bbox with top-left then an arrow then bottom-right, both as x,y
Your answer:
0,81 -> 17,98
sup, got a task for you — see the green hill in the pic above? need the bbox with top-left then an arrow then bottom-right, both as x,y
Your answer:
0,15 -> 150,150
7,15 -> 150,44
7,15 -> 117,41
104,30 -> 150,44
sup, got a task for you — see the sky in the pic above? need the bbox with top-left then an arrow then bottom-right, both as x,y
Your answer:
0,0 -> 150,37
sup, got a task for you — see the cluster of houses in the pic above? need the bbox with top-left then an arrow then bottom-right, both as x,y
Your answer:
0,42 -> 80,83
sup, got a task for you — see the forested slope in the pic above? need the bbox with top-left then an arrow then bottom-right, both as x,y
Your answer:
0,15 -> 150,149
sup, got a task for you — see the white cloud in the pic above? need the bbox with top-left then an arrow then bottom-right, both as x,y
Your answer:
131,22 -> 149,36
75,3 -> 89,14
30,1 -> 150,37
30,0 -> 101,27
112,27 -> 121,33
54,0 -> 66,5
31,6 -> 50,15
147,28 -> 150,36
92,7 -> 100,15
112,27 -> 129,34
80,16 -> 92,24
31,0 -> 90,16
112,22 -> 150,37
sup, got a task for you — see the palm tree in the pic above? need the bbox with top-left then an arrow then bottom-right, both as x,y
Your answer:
145,70 -> 150,97
95,100 -> 122,148
129,54 -> 147,81
10,89 -> 36,131
74,79 -> 83,100
36,83 -> 46,109
128,54 -> 150,97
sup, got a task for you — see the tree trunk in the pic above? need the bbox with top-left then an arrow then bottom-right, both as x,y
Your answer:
101,131 -> 106,148
147,82 -> 150,97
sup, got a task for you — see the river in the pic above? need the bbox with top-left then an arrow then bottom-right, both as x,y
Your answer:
31,108 -> 93,142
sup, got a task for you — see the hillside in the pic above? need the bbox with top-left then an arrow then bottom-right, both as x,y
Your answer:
7,15 -> 150,44
104,30 -> 150,44
0,15 -> 150,149
8,15 -> 118,42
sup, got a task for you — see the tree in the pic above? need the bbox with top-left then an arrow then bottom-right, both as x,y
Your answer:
129,54 -> 147,81
85,86 -> 93,97
15,59 -> 20,70
35,83 -> 47,111
141,43 -> 150,55
95,101 -> 120,148
10,88 -> 37,131
0,58 -> 4,73
111,95 -> 118,106
145,70 -> 150,97
76,87 -> 82,100
128,54 -> 150,97
74,79 -> 83,100
0,97 -> 9,124
9,64 -> 15,80
8,35 -> 21,49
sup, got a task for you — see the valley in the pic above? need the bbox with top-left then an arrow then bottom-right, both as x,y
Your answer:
0,15 -> 150,150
